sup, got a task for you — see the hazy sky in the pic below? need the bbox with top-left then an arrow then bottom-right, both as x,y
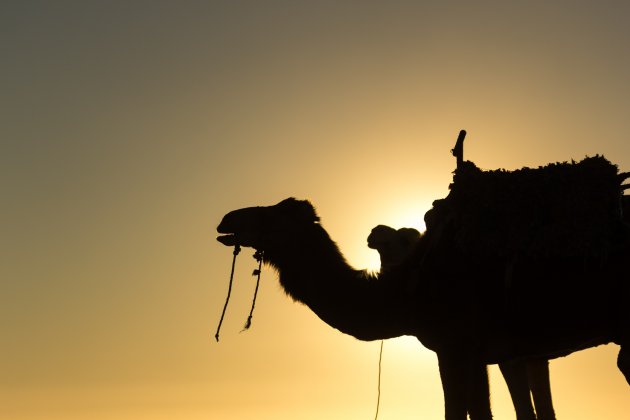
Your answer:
2,1 -> 629,419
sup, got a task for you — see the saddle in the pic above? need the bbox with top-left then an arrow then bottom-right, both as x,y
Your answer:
425,133 -> 627,260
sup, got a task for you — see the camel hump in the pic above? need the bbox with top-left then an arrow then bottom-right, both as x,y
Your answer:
425,155 -> 627,259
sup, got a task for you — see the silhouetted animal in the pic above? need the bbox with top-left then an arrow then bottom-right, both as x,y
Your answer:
368,224 -> 556,420
217,198 -> 630,420
368,225 -> 421,272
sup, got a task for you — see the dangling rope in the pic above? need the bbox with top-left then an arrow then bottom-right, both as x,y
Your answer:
214,244 -> 241,342
374,339 -> 384,420
242,250 -> 264,331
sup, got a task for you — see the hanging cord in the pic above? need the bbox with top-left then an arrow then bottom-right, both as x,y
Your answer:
242,250 -> 264,331
215,244 -> 241,342
374,340 -> 384,420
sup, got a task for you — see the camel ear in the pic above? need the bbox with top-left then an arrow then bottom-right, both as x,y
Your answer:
277,198 -> 320,224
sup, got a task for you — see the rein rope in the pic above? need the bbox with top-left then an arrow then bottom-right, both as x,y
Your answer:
214,244 -> 240,342
374,340 -> 384,420
243,250 -> 264,331
215,245 -> 264,342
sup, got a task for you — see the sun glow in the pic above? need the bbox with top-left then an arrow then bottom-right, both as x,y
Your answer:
362,203 -> 428,273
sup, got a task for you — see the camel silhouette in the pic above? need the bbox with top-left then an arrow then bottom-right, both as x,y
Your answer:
217,196 -> 630,420
368,225 -> 421,274
368,224 -> 556,420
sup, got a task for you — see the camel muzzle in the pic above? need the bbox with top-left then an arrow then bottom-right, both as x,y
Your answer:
216,234 -> 237,246
217,205 -> 268,248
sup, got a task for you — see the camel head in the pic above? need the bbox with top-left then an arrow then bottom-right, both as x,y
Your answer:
368,225 -> 421,269
217,198 -> 320,251
367,225 -> 398,250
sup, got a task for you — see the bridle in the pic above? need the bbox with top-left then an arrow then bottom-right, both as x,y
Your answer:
214,245 -> 264,342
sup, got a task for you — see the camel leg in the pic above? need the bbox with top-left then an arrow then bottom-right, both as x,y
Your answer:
527,359 -> 556,420
438,352 -> 471,420
438,352 -> 493,420
618,344 -> 630,386
499,360 -> 536,420
466,363 -> 493,420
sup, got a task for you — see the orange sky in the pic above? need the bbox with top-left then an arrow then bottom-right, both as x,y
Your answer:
2,1 -> 629,419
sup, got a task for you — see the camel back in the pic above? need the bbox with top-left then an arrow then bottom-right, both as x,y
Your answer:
425,155 -> 624,259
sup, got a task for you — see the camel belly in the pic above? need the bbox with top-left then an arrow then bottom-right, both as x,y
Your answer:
480,323 -> 615,364
451,254 -> 623,363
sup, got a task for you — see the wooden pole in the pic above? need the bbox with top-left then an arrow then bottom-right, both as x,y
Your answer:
452,129 -> 466,169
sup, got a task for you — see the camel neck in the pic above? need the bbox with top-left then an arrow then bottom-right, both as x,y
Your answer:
263,224 -> 413,341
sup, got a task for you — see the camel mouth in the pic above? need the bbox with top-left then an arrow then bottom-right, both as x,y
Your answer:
217,234 -> 238,246
217,216 -> 248,247
217,205 -> 267,248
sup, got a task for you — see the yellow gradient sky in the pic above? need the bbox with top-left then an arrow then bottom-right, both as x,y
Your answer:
2,1 -> 629,419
